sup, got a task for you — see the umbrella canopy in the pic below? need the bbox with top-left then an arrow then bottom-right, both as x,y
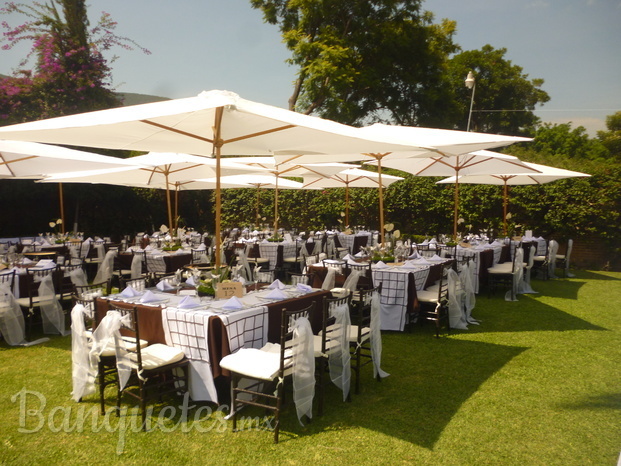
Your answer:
0,139 -> 147,231
200,173 -> 306,226
276,124 -> 532,242
371,150 -> 541,238
41,152 -> 266,230
212,157 -> 357,233
302,168 -> 404,226
0,139 -> 142,179
0,90 -> 432,267
437,161 -> 591,235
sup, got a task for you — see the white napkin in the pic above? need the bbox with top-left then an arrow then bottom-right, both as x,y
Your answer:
372,261 -> 388,269
268,279 -> 286,290
178,295 -> 201,309
412,257 -> 431,265
156,280 -> 175,291
296,283 -> 313,293
140,290 -> 160,303
354,251 -> 365,257
264,288 -> 287,300
121,286 -> 140,298
186,276 -> 197,286
342,254 -> 355,261
20,257 -> 33,265
401,260 -> 419,269
347,258 -> 361,265
196,243 -> 206,250
408,251 -> 421,259
35,259 -> 56,268
222,296 -> 244,310
261,239 -> 269,243
429,254 -> 443,261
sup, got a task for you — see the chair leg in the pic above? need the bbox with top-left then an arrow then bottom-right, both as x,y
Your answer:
139,379 -> 147,431
274,379 -> 283,444
231,376 -> 238,433
98,362 -> 106,415
354,344 -> 362,395
317,357 -> 326,416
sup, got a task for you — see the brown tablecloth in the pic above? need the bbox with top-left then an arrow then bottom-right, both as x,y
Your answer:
96,288 -> 330,378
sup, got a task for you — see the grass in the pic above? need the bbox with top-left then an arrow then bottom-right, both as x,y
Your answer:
1,270 -> 620,465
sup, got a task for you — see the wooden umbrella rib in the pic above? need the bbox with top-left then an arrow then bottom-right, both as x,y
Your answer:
140,120 -> 215,144
222,124 -> 296,144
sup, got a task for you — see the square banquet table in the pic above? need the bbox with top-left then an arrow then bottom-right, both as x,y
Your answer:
309,260 -> 446,332
95,286 -> 329,404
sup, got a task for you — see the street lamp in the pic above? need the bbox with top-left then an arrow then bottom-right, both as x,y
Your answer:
465,71 -> 476,131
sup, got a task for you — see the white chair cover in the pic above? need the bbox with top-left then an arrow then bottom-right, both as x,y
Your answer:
564,239 -> 575,277
505,247 -> 524,302
70,303 -> 97,402
236,250 -> 254,282
69,267 -> 88,287
39,274 -> 69,335
447,269 -> 468,329
321,267 -> 336,291
369,292 -> 389,379
518,245 -> 537,294
548,240 -> 559,279
327,302 -> 351,401
130,254 -> 143,279
460,261 -> 479,324
291,315 -> 315,425
93,249 -> 116,284
90,310 -> 133,390
0,286 -> 27,345
342,269 -> 362,292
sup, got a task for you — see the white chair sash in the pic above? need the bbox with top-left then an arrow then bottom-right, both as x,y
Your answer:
70,303 -> 97,402
327,302 -> 351,401
0,286 -> 27,346
291,315 -> 315,425
460,261 -> 479,324
39,274 -> 69,335
69,267 -> 88,287
370,292 -> 389,379
93,249 -> 116,284
342,269 -> 362,292
505,247 -> 524,302
447,269 -> 468,330
90,310 -> 134,390
321,267 -> 336,291
130,254 -> 143,279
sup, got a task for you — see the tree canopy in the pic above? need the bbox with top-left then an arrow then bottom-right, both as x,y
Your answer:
0,0 -> 149,124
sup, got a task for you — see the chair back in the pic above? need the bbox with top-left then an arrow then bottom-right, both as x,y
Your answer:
321,292 -> 352,351
121,276 -> 147,292
344,261 -> 373,290
0,270 -> 16,294
108,302 -> 143,369
75,280 -> 110,300
280,302 -> 316,374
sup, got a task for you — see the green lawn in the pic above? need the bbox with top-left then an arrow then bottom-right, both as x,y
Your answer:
1,270 -> 620,465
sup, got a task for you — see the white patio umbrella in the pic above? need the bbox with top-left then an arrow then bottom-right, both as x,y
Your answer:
0,139 -> 146,232
0,90 -> 435,267
41,152 -> 266,230
437,161 -> 591,235
199,173 -> 305,226
302,168 -> 404,226
369,150 -> 541,238
276,124 -> 532,242
210,157 -> 356,233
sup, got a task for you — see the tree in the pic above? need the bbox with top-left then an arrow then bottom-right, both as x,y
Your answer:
250,0 -> 460,127
446,45 -> 550,135
597,111 -> 621,160
0,0 -> 149,124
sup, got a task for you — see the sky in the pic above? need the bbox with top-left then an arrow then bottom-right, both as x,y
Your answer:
1,0 -> 620,136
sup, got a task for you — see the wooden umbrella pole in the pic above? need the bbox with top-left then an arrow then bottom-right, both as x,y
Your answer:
503,182 -> 509,237
213,107 -> 224,269
255,186 -> 261,226
58,183 -> 65,234
377,156 -> 385,245
175,183 -> 179,232
453,175 -> 460,240
165,175 -> 173,233
273,174 -> 279,235
345,183 -> 350,227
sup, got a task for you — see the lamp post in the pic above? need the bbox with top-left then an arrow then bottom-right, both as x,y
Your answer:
465,71 -> 476,131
